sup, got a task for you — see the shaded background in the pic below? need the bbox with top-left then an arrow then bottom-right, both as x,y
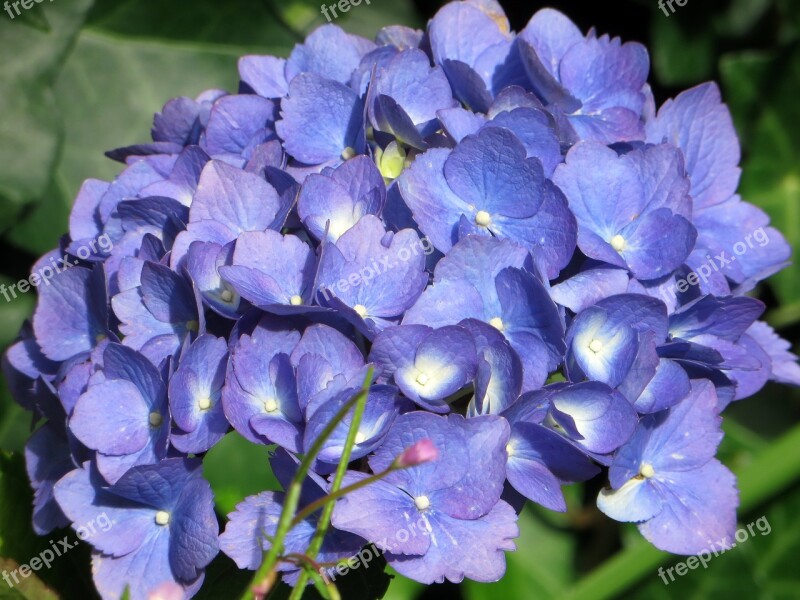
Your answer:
1,0 -> 799,598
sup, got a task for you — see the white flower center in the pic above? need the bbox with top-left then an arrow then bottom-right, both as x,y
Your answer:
264,398 -> 279,413
353,304 -> 368,317
355,432 -> 367,444
416,372 -> 430,386
640,463 -> 655,479
290,294 -> 303,306
155,510 -> 170,526
414,495 -> 431,511
220,289 -> 234,303
506,443 -> 515,457
475,210 -> 492,227
610,235 -> 626,252
589,339 -> 604,353
489,317 -> 505,331
198,397 -> 212,411
341,146 -> 356,160
148,412 -> 163,427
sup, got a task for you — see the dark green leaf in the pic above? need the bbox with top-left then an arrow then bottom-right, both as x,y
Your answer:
721,49 -> 800,308
0,0 -> 93,209
204,433 -> 280,516
0,452 -> 97,599
628,482 -> 800,599
463,503 -> 575,600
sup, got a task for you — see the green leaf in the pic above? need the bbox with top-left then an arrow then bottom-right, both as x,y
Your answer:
650,11 -> 715,87
383,569 -> 422,600
0,0 -> 93,211
85,0 -> 299,52
721,48 -> 800,308
4,172 -> 73,256
463,503 -> 575,600
271,0 -> 422,38
192,554 -> 252,600
0,276 -> 35,453
203,433 -> 280,516
0,452 -> 96,598
0,557 -> 58,600
627,483 -> 800,599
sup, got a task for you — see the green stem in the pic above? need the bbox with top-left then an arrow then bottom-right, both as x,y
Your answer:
291,467 -> 394,527
287,371 -> 372,599
564,422 -> 800,600
241,369 -> 374,600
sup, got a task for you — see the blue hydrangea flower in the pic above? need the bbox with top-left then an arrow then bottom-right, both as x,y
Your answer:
168,335 -> 230,454
220,448 -> 364,583
54,458 -> 219,600
518,8 -> 649,143
332,412 -> 519,584
315,215 -> 429,336
370,324 -> 478,412
597,381 -> 738,554
5,2 -> 800,596
69,344 -> 170,483
404,235 -> 565,389
398,127 -> 576,276
111,261 -> 204,364
553,142 -> 696,281
296,155 -> 386,242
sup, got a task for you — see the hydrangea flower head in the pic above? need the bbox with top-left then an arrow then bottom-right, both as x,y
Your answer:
4,2 -> 799,598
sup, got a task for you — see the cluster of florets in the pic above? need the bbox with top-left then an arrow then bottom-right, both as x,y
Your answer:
5,1 -> 800,598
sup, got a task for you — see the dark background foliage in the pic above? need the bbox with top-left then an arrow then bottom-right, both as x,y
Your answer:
1,1 -> 798,598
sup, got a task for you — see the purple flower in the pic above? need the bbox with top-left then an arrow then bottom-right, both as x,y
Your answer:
370,324 -> 478,412
553,142 -> 696,281
53,458 -> 219,600
315,215 -> 429,337
518,8 -> 649,143
368,48 -> 458,147
222,316 -> 303,451
168,335 -> 230,454
276,73 -> 366,166
297,155 -> 386,242
398,127 -> 576,277
219,449 -> 364,584
69,344 -> 170,483
32,264 -> 109,362
219,231 -> 320,314
598,380 -> 738,554
111,261 -> 204,365
332,411 -> 518,584
404,235 -> 565,389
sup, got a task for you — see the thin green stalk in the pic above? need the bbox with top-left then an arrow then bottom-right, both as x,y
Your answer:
283,554 -> 340,600
564,422 -> 800,600
287,371 -> 372,598
290,467 -> 393,527
241,369 -> 374,600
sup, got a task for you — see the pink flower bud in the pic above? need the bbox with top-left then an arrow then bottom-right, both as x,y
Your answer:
395,438 -> 439,468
